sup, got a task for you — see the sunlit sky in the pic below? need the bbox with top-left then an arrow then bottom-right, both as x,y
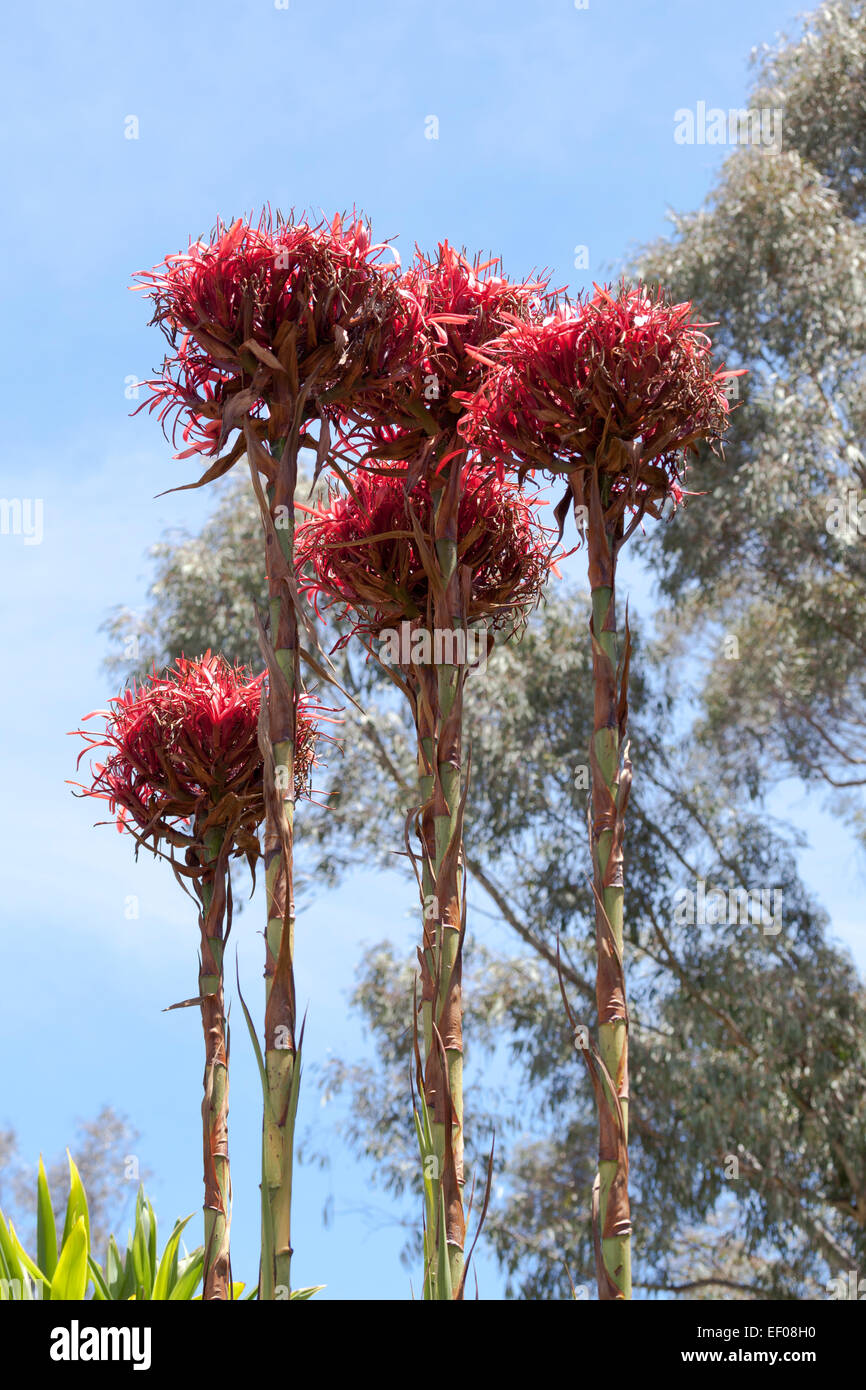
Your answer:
1,0 -> 857,1300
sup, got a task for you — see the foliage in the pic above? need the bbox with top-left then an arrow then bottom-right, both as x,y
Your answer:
0,1154 -> 325,1302
0,1155 -> 206,1301
634,0 -> 866,836
0,1109 -> 149,1261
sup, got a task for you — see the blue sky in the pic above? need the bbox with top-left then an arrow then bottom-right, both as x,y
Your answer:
1,0 -> 856,1300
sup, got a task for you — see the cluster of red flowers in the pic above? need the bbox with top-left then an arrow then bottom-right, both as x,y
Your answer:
459,282 -> 742,512
296,460 -> 555,640
337,242 -> 550,469
133,212 -> 400,464
73,655 -> 319,849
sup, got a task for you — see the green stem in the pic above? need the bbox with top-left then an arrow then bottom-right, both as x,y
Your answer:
585,491 -> 632,1301
259,436 -> 300,1301
416,464 -> 467,1299
413,665 -> 441,1300
196,823 -> 232,1300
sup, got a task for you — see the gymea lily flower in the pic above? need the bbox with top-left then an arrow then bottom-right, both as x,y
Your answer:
297,460 -> 555,1299
134,210 -> 397,1297
460,281 -> 741,1301
297,459 -> 552,640
72,654 -> 319,1301
459,282 -> 739,517
135,212 -> 399,466
336,241 -> 548,475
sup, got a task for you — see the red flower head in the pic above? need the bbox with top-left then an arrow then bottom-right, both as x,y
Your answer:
459,281 -> 744,524
337,242 -> 550,476
72,654 -> 320,861
295,459 -> 555,644
133,211 -> 400,481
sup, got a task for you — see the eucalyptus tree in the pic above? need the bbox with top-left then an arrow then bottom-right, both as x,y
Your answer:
634,0 -> 866,838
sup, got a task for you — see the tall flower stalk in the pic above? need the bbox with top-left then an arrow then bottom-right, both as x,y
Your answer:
134,213 -> 398,1295
460,282 -> 741,1298
72,655 -> 317,1299
297,456 -> 553,1297
323,243 -> 548,1294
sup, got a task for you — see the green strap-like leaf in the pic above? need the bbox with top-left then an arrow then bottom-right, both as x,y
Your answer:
152,1215 -> 193,1301
61,1154 -> 91,1253
167,1249 -> 204,1301
145,1197 -> 158,1277
131,1209 -> 152,1299
105,1234 -> 123,1298
51,1217 -> 89,1301
117,1249 -> 137,1302
8,1220 -> 50,1292
87,1255 -> 111,1302
0,1212 -> 25,1290
235,958 -> 274,1299
36,1156 -> 58,1281
0,1234 -> 14,1296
